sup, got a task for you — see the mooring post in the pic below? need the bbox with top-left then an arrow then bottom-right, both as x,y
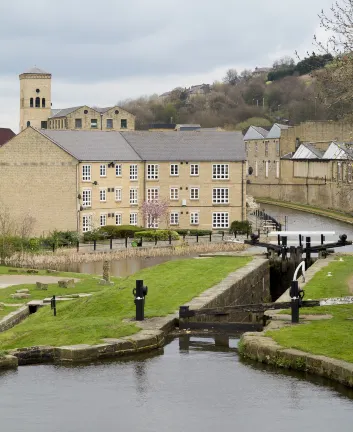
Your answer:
290,281 -> 299,324
133,280 -> 148,321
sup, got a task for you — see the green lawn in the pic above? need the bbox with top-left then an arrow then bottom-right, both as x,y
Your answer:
0,305 -> 18,320
268,257 -> 353,363
0,257 -> 251,349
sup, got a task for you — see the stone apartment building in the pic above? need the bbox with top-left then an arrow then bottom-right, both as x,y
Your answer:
19,67 -> 135,132
244,123 -> 290,190
0,128 -> 246,235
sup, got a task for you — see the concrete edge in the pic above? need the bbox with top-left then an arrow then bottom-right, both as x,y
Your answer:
240,256 -> 353,388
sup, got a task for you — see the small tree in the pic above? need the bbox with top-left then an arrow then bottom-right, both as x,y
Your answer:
223,68 -> 239,85
141,198 -> 169,229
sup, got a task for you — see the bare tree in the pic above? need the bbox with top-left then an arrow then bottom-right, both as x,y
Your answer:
223,69 -> 239,85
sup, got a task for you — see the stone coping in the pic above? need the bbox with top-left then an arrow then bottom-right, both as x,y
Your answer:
2,258 -> 259,368
240,256 -> 353,388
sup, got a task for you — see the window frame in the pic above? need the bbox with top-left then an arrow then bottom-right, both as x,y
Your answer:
121,119 -> 127,129
75,118 -> 82,129
100,213 -> 107,227
115,164 -> 122,177
170,212 -> 179,226
190,164 -> 199,176
115,187 -> 122,202
147,164 -> 159,180
130,188 -> 138,205
147,188 -> 159,202
82,189 -> 92,208
190,187 -> 200,200
106,118 -> 113,129
212,164 -> 229,180
115,213 -> 122,226
82,165 -> 91,182
212,212 -> 229,229
190,212 -> 199,225
170,187 -> 179,200
91,119 -> 98,129
99,188 -> 107,202
212,188 -> 229,204
130,212 -> 138,226
100,164 -> 107,178
170,164 -> 179,176
130,164 -> 138,181
82,214 -> 92,233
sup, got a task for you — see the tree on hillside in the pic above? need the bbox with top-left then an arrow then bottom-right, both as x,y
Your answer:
314,0 -> 353,118
223,69 -> 239,85
273,56 -> 295,70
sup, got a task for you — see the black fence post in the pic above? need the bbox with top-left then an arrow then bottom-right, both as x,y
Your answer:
133,280 -> 148,321
125,236 -> 128,248
196,233 -> 199,243
93,239 -> 97,251
110,238 -> 113,250
221,231 -> 224,241
169,234 -> 172,245
209,232 -> 212,242
306,236 -> 311,265
299,235 -> 302,248
321,234 -> 325,245
277,234 -> 281,246
76,241 -> 80,253
155,235 -> 158,246
234,230 -> 237,239
51,295 -> 57,317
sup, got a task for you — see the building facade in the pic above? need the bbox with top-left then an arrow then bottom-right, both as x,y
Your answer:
0,129 -> 246,235
19,67 -> 135,132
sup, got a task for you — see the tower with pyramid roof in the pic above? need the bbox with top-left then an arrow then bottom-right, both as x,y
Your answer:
19,67 -> 52,131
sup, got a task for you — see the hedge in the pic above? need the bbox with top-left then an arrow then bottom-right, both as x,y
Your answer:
229,220 -> 252,235
99,225 -> 145,239
134,230 -> 180,241
189,229 -> 212,236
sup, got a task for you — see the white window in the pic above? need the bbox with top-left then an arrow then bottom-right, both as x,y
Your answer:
170,164 -> 179,176
190,187 -> 199,200
82,189 -> 92,207
212,164 -> 229,180
115,213 -> 122,226
212,212 -> 229,228
82,214 -> 92,232
190,164 -> 199,176
100,164 -> 107,177
130,188 -> 138,205
147,164 -> 159,180
170,188 -> 179,200
337,162 -> 342,181
147,188 -> 159,201
115,187 -> 122,202
147,215 -> 159,229
170,212 -> 179,225
265,161 -> 269,178
190,212 -> 199,225
130,212 -> 138,226
115,164 -> 122,177
276,161 -> 280,178
130,164 -> 138,181
212,188 -> 229,204
82,165 -> 91,181
100,188 -> 107,202
255,161 -> 258,177
100,214 -> 107,227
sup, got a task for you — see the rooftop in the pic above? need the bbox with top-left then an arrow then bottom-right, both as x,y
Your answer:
0,128 -> 15,147
21,67 -> 50,75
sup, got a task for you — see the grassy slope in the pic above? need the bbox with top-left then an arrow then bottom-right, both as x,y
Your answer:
0,306 -> 18,320
256,197 -> 353,225
268,257 -> 353,363
0,257 -> 251,349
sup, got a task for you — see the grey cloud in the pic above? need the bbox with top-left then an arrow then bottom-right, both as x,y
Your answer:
0,0 -> 333,82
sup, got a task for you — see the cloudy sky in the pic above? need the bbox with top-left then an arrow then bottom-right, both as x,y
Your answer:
0,0 -> 334,132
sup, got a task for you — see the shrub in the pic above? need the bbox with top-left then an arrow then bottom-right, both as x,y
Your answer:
176,229 -> 189,236
134,230 -> 180,241
44,230 -> 80,247
99,225 -> 145,239
229,220 -> 252,235
189,229 -> 212,236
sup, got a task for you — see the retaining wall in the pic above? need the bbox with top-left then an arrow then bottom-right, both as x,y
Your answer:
0,306 -> 29,333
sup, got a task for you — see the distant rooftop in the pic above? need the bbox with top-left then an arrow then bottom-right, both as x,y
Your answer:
0,128 -> 15,147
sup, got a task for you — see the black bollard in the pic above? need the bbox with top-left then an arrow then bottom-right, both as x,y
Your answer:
133,280 -> 148,321
51,295 -> 57,317
290,281 -> 300,324
209,232 -> 212,242
306,236 -> 311,265
196,233 -> 199,243
93,239 -> 97,251
110,238 -> 113,250
321,234 -> 325,245
125,236 -> 128,248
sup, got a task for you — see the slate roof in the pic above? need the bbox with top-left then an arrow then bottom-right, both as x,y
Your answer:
292,143 -> 325,159
50,106 -> 83,118
121,131 -> 245,161
22,67 -> 50,74
266,123 -> 290,139
37,129 -> 245,162
0,128 -> 15,147
243,126 -> 268,140
39,130 -> 141,161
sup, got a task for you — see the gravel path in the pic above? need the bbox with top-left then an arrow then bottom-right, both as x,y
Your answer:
0,275 -> 80,289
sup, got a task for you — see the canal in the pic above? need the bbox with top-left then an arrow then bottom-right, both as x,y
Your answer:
1,337 -> 352,432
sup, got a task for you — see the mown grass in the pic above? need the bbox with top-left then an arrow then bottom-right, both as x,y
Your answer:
0,305 -> 18,320
268,257 -> 353,363
0,257 -> 251,349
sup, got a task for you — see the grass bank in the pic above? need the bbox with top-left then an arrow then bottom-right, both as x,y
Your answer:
0,305 -> 18,320
256,197 -> 353,225
0,256 -> 251,349
267,256 -> 353,363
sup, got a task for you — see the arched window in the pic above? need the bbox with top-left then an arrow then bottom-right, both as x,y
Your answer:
30,98 -> 34,107
27,121 -> 31,127
42,98 -> 46,108
35,97 -> 40,108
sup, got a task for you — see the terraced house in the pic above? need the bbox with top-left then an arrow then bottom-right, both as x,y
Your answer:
0,128 -> 246,235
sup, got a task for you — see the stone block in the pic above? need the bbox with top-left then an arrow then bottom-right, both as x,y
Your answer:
36,282 -> 48,290
10,293 -> 31,299
58,279 -> 75,288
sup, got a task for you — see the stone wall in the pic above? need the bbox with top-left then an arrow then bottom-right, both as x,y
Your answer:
180,258 -> 270,325
0,306 -> 29,333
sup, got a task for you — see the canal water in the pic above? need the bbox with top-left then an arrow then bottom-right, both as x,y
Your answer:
1,337 -> 352,432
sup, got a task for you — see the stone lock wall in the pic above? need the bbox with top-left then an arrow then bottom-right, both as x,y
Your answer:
0,306 -> 29,333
